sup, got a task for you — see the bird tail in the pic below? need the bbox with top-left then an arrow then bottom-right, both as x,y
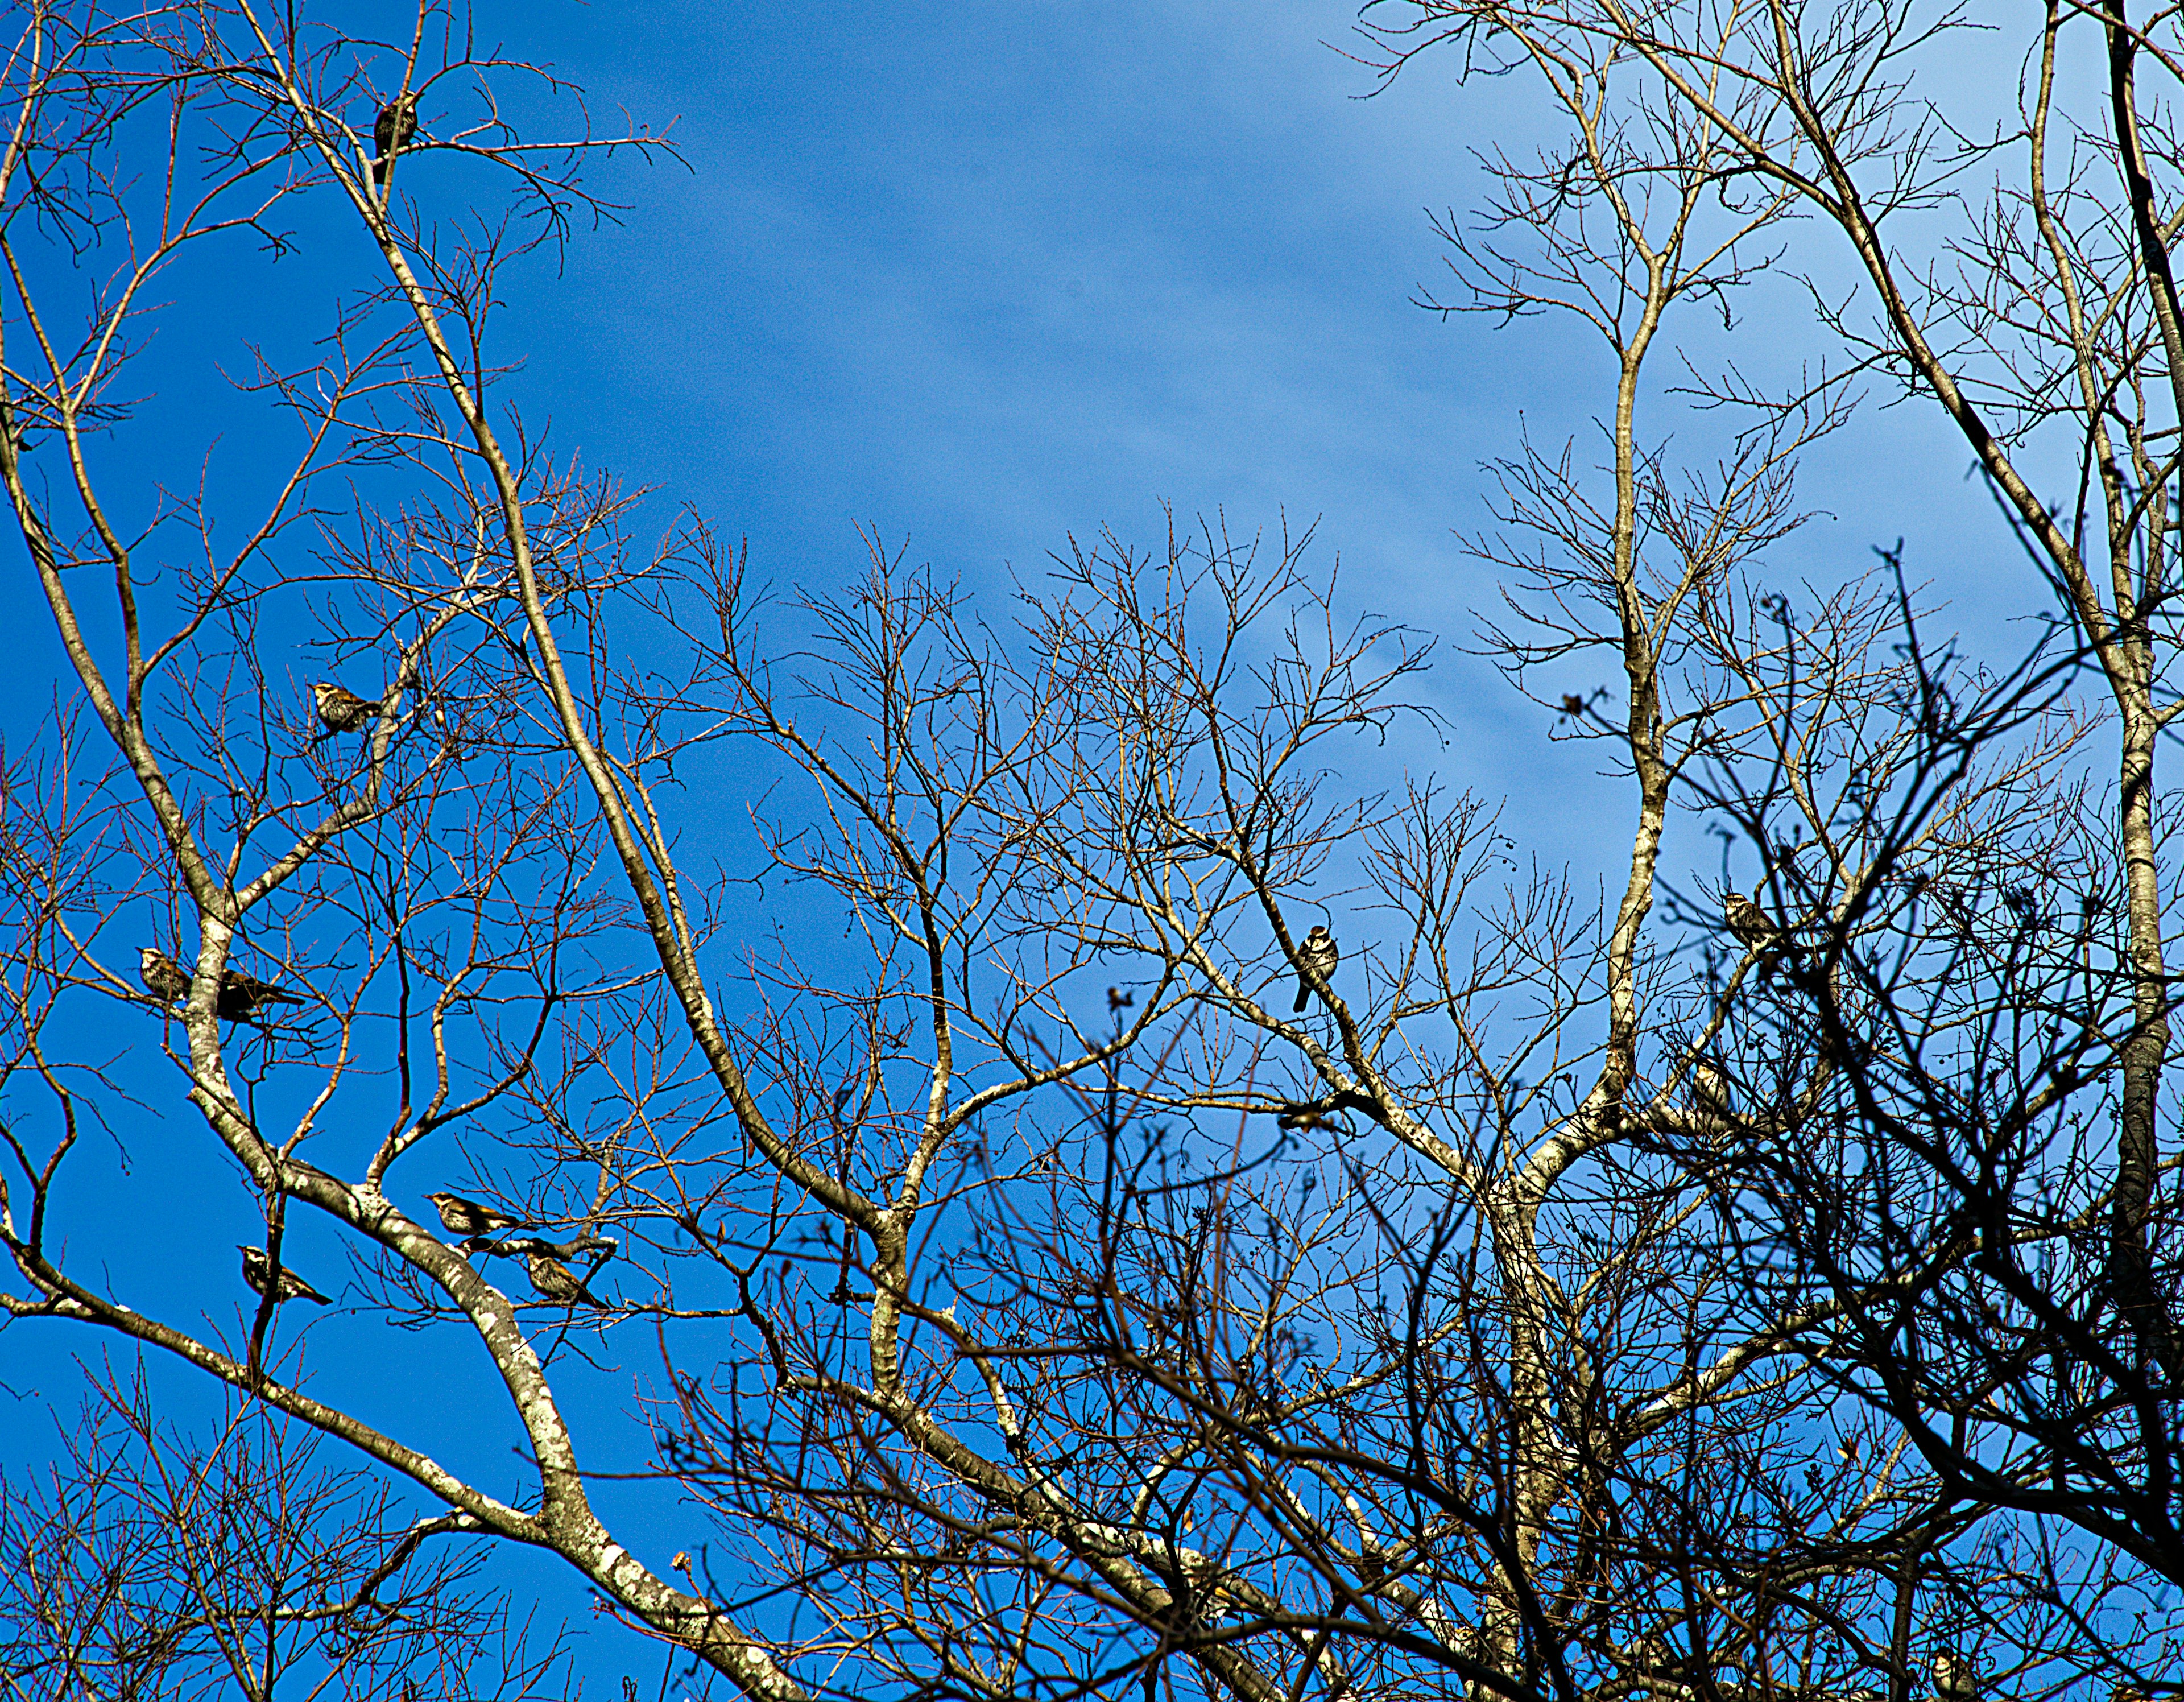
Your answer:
1293,979 -> 1311,1014
264,988 -> 308,1005
301,1287 -> 332,1305
371,158 -> 389,187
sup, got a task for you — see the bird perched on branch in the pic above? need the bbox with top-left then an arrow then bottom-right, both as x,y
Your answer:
1292,925 -> 1339,1014
1931,1653 -> 1976,1702
139,949 -> 306,1021
312,680 -> 384,734
138,948 -> 189,1003
1687,1059 -> 1732,1117
425,1191 -> 525,1239
1722,892 -> 1798,974
372,93 -> 418,188
238,1244 -> 332,1306
215,969 -> 305,1022
528,1251 -> 601,1307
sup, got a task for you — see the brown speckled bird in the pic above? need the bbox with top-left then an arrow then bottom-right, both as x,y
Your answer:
527,1251 -> 598,1307
1722,893 -> 1793,965
312,680 -> 384,733
425,1191 -> 524,1238
372,93 -> 418,189
139,947 -> 189,1002
1292,925 -> 1338,1014
239,1244 -> 332,1306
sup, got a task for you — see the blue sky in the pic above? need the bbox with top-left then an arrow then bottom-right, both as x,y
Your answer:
498,0 -> 2015,790
2,1 -> 2042,1692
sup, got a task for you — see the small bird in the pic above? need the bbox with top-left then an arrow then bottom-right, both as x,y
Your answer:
138,947 -> 189,1002
312,680 -> 384,733
1931,1653 -> 1976,1702
140,949 -> 306,1021
1722,892 -> 1789,960
215,969 -> 306,1022
238,1244 -> 332,1306
1293,925 -> 1339,1013
1560,693 -> 1587,717
1687,1059 -> 1732,1116
424,1191 -> 524,1238
1276,1106 -> 1332,1133
1107,986 -> 1134,1014
372,93 -> 419,189
527,1251 -> 599,1307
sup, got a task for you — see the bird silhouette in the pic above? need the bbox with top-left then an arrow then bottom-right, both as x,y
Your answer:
372,93 -> 418,188
312,680 -> 384,733
216,970 -> 305,1022
1293,926 -> 1339,1013
239,1244 -> 332,1306
425,1191 -> 524,1238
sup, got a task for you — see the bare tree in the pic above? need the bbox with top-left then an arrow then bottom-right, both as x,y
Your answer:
1365,0 -> 2184,1677
2,3 -> 2169,1702
0,1362 -> 569,1701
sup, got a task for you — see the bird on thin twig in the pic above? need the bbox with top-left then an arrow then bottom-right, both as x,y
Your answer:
1932,1653 -> 1976,1702
372,93 -> 418,189
1107,986 -> 1134,1014
425,1191 -> 525,1238
1722,891 -> 1798,975
138,948 -> 189,1003
1292,925 -> 1339,1014
312,680 -> 384,734
528,1251 -> 602,1307
1722,891 -> 1783,952
1687,1059 -> 1732,1117
238,1244 -> 332,1306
